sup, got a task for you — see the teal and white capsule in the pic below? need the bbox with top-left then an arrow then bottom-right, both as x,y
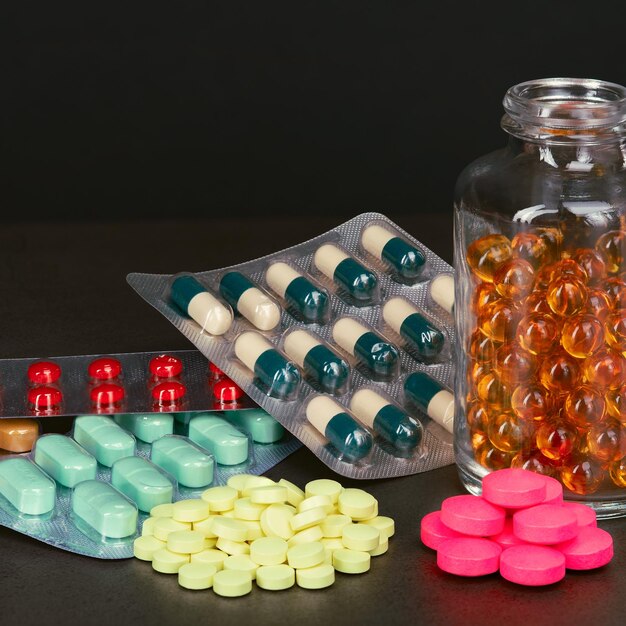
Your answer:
313,244 -> 378,302
382,297 -> 445,361
429,274 -> 455,314
361,224 -> 426,280
219,271 -> 281,331
234,331 -> 301,399
332,317 -> 399,380
283,329 -> 350,394
305,396 -> 372,462
349,389 -> 422,454
265,262 -> 330,324
403,372 -> 454,433
170,274 -> 233,335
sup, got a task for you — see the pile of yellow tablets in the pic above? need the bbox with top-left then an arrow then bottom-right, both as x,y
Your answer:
133,475 -> 394,595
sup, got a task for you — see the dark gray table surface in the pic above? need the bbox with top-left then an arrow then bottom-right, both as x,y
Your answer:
2,213 -> 625,626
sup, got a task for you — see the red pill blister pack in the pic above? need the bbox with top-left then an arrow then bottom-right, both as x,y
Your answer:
128,212 -> 458,480
0,350 -> 257,420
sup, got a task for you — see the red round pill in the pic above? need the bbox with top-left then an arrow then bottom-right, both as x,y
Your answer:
440,495 -> 506,536
149,354 -> 183,379
482,468 -> 547,509
437,538 -> 502,577
541,475 -> 564,506
209,362 -> 225,378
420,511 -> 464,550
500,545 -> 565,586
213,378 -> 244,402
27,361 -> 61,385
152,381 -> 186,404
91,383 -> 125,407
555,527 -> 613,570
28,386 -> 63,411
88,357 -> 122,381
513,504 -> 578,545
561,501 -> 597,528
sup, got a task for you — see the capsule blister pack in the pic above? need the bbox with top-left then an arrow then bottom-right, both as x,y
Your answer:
0,405 -> 301,558
128,212 -> 457,479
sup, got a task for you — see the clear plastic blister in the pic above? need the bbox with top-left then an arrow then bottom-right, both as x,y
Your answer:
127,212 -> 457,479
0,406 -> 301,558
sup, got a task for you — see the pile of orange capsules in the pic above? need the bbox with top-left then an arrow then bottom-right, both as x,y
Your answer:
465,226 -> 626,495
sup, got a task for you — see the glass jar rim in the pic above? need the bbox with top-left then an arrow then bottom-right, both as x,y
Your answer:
503,77 -> 626,131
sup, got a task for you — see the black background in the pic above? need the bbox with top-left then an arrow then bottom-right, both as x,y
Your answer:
4,0 -> 626,223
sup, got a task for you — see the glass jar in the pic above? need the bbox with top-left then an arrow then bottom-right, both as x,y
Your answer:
454,77 -> 626,518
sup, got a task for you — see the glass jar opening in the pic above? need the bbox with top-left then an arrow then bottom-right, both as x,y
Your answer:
502,78 -> 626,141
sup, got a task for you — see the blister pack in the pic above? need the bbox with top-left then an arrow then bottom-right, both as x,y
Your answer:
0,406 -> 302,558
0,349 -> 259,420
128,213 -> 457,480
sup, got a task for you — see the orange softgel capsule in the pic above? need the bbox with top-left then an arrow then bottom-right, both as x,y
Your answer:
604,313 -> 626,352
609,457 -> 626,488
595,230 -> 626,274
466,234 -> 513,282
546,276 -> 587,317
494,343 -> 536,385
539,350 -> 581,395
516,312 -> 559,355
535,227 -> 563,262
536,420 -> 577,461
493,259 -> 535,300
475,440 -> 514,471
466,401 -> 490,450
606,384 -> 626,423
511,231 -> 549,269
572,248 -> 606,285
472,283 -> 499,314
587,420 -> 624,463
469,329 -> 495,363
523,291 -> 551,314
561,314 -> 604,359
604,277 -> 626,304
563,385 -> 606,428
561,456 -> 605,495
488,412 -> 531,454
586,288 -> 612,321
469,362 -> 491,391
476,373 -> 511,410
511,384 -> 553,422
478,299 -> 519,343
582,350 -> 623,390
510,449 -> 557,477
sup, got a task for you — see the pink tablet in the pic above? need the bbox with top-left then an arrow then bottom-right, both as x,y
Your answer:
482,468 -> 547,509
437,538 -> 502,577
489,518 -> 527,549
420,511 -> 464,550
540,476 -> 564,506
513,504 -> 578,544
500,545 -> 565,586
555,527 -> 613,570
561,501 -> 596,529
441,495 -> 506,536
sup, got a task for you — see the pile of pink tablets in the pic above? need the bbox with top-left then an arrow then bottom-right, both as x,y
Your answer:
420,468 -> 614,586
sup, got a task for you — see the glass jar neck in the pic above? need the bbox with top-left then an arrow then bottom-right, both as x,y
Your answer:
502,77 -> 626,148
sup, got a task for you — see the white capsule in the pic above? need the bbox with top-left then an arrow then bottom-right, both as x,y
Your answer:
314,244 -> 349,279
349,389 -> 388,429
382,297 -> 416,334
429,274 -> 455,314
306,396 -> 342,434
187,292 -> 233,336
332,318 -> 368,356
428,390 -> 455,432
361,225 -> 394,260
283,330 -> 322,368
266,262 -> 302,299
237,288 -> 281,331
235,332 -> 273,372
